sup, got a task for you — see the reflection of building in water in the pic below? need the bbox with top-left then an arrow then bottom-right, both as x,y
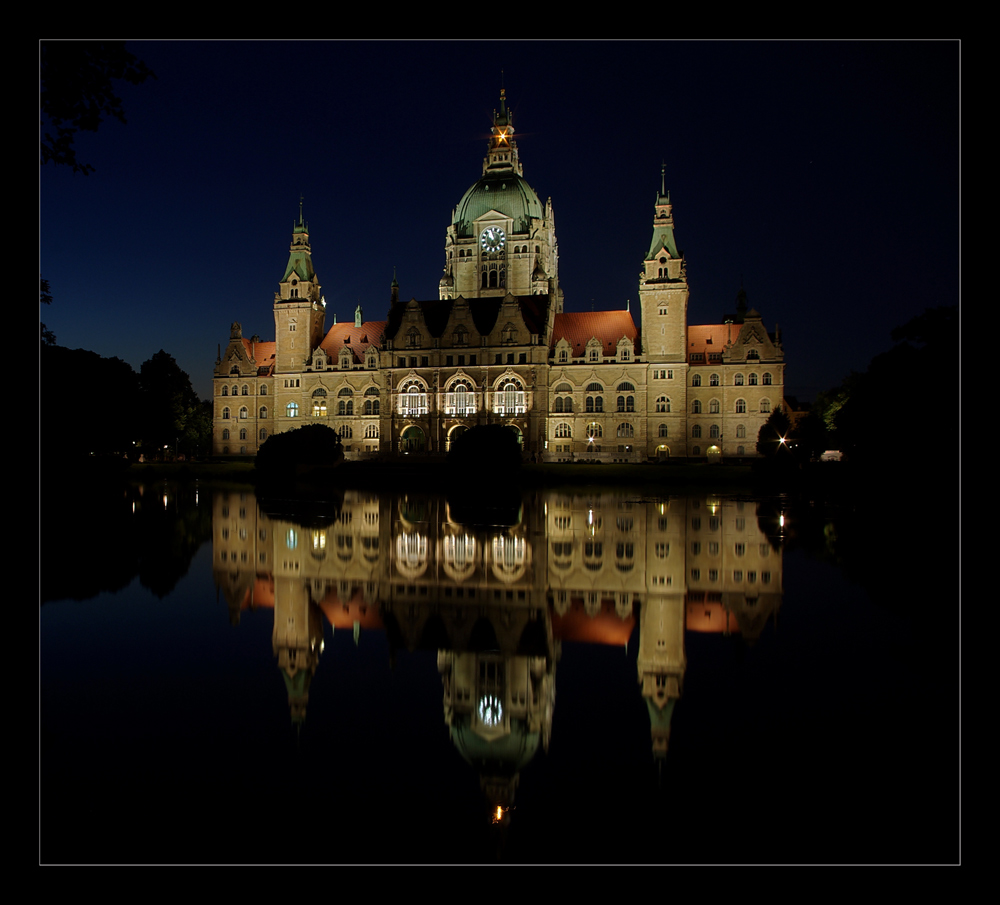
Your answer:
211,490 -> 782,757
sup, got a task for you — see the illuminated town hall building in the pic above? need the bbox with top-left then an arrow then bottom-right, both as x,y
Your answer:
213,91 -> 786,460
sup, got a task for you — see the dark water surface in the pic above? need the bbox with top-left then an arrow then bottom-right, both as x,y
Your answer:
39,480 -> 959,864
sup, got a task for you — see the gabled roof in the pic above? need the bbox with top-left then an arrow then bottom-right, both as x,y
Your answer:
551,310 -> 639,355
319,321 -> 387,363
686,323 -> 735,359
384,295 -> 552,342
242,338 -> 276,375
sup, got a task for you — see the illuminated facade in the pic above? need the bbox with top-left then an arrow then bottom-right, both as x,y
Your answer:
213,91 -> 786,460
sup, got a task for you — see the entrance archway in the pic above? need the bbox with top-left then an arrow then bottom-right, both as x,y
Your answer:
707,445 -> 722,463
400,425 -> 426,454
447,424 -> 469,452
657,445 -> 669,460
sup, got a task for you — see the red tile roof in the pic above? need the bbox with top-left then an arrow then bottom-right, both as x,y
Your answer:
551,310 -> 639,354
319,320 -> 388,363
242,338 -> 276,375
687,323 -> 735,361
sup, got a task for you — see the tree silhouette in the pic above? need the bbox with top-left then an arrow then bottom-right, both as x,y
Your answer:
40,41 -> 155,175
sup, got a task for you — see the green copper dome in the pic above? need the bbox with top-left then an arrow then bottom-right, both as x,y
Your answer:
453,172 -> 543,238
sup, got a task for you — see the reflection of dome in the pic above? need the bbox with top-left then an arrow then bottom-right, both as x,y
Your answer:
453,173 -> 543,238
449,712 -> 540,774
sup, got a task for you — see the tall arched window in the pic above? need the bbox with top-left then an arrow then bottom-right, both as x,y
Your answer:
692,400 -> 702,414
496,380 -> 525,415
222,407 -> 230,420
749,373 -> 758,386
710,373 -> 719,387
763,372 -> 772,385
239,407 -> 248,420
286,402 -> 299,417
709,399 -> 720,414
692,374 -> 702,387
656,396 -> 670,413
692,425 -> 702,438
259,406 -> 267,419
658,423 -> 669,438
617,423 -> 634,438
736,399 -> 747,414
555,422 -> 571,438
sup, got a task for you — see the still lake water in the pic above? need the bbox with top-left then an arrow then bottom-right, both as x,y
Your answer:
39,478 -> 959,864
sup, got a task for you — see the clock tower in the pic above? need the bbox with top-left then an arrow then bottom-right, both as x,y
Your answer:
440,89 -> 562,309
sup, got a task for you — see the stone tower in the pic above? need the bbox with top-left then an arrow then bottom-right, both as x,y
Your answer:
638,167 -> 689,364
273,207 -> 326,374
439,89 -> 562,310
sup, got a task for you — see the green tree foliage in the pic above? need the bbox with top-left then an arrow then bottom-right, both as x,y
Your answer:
40,41 -> 156,175
138,350 -> 211,457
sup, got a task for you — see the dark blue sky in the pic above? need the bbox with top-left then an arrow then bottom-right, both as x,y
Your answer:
40,40 -> 959,402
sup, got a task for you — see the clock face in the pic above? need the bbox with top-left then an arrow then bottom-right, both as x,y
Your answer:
478,694 -> 503,727
480,226 -> 506,254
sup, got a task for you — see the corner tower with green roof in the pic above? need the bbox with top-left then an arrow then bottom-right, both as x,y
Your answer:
273,208 -> 326,374
439,89 -> 562,310
638,167 -> 690,365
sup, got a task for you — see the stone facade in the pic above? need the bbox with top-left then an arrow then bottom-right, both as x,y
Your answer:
213,91 -> 785,460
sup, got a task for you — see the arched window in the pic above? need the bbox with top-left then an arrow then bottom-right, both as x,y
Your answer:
554,396 -> 564,413
709,399 -> 720,414
763,372 -> 772,385
692,400 -> 702,414
617,381 -> 636,393
617,423 -> 634,438
692,374 -> 702,387
749,373 -> 758,386
736,399 -> 747,414
365,424 -> 379,439
736,424 -> 746,439
259,406 -> 267,419
286,402 -> 299,417
555,422 -> 571,439
709,424 -> 720,439
496,380 -> 525,415
221,386 -> 228,396
222,429 -> 230,440
239,407 -> 248,420
587,422 -> 602,439
692,425 -> 702,438
260,385 -> 267,395
239,428 -> 247,440
710,373 -> 719,387
406,327 -> 421,348
558,349 -> 568,363
761,399 -> 771,413
658,423 -> 669,437
231,385 -> 238,396
222,407 -> 230,420
259,428 -> 268,440
241,385 -> 249,396
656,396 -> 670,413
447,380 -> 475,416
735,373 -> 744,386
399,381 -> 428,416
339,424 -> 353,440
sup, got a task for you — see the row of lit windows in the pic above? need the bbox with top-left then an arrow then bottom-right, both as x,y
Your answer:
692,372 -> 774,387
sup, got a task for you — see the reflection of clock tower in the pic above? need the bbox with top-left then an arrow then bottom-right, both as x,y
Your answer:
439,89 -> 562,309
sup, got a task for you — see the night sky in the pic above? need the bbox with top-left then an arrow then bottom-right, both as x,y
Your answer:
40,40 -> 959,403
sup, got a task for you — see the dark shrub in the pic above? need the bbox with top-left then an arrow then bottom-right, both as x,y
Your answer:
255,424 -> 344,475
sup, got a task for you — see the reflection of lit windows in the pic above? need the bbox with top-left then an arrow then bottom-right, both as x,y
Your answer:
734,543 -> 746,556
655,542 -> 669,558
478,694 -> 503,728
285,529 -> 298,550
